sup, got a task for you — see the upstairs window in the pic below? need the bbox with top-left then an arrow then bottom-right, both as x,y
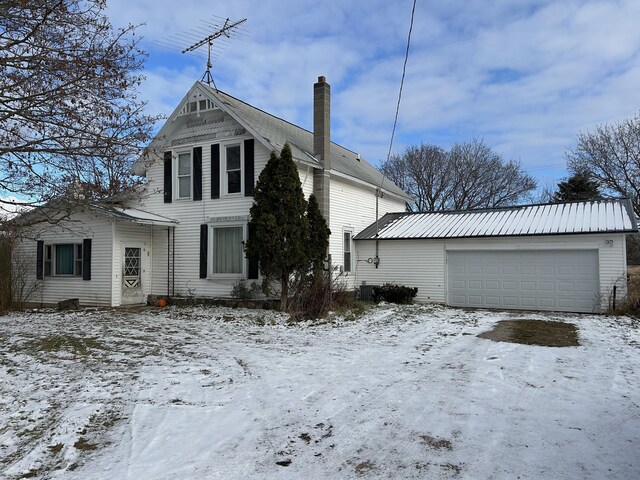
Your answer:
177,151 -> 191,199
225,144 -> 242,195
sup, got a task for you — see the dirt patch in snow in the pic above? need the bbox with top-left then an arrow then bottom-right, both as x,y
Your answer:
478,319 -> 580,347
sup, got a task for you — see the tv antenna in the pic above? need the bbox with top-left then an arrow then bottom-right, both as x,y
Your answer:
182,17 -> 247,89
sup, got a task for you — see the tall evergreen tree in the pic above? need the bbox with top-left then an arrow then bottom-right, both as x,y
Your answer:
553,171 -> 602,203
245,144 -> 308,311
306,194 -> 330,280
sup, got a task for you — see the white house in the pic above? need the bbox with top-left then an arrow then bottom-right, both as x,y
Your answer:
16,77 -> 410,307
13,77 -> 639,313
354,199 -> 638,313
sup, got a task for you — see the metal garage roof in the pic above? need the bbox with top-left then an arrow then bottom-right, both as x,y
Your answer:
354,198 -> 638,240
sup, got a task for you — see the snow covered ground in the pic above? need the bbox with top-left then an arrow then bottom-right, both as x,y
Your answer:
1,304 -> 638,479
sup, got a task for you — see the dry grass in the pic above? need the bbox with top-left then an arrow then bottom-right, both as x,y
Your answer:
613,266 -> 640,317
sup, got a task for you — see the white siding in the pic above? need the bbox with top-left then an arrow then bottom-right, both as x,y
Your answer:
355,233 -> 629,310
15,213 -> 115,307
138,124 -> 273,298
298,164 -> 314,200
329,177 -> 405,287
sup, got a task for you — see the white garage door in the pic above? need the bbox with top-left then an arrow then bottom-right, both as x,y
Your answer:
447,250 -> 600,313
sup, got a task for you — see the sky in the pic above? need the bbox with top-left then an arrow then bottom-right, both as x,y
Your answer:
105,0 -> 640,192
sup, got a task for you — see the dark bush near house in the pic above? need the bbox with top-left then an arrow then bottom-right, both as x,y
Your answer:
288,271 -> 355,321
373,283 -> 418,304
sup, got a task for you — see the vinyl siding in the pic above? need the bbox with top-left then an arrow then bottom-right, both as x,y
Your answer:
138,123 -> 272,298
328,177 -> 406,287
15,213 -> 115,306
355,233 -> 629,309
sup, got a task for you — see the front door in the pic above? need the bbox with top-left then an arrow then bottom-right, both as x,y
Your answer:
122,246 -> 146,305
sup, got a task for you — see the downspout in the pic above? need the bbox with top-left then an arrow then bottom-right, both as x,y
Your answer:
167,227 -> 170,297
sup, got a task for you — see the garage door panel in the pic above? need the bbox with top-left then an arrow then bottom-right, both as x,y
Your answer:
502,265 -> 517,275
521,264 -> 536,275
468,280 -> 482,290
558,282 -> 574,292
539,297 -> 556,308
538,281 -> 555,291
448,249 -> 599,313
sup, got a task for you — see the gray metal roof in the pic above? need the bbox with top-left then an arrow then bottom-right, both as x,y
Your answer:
205,85 -> 411,201
354,198 -> 638,240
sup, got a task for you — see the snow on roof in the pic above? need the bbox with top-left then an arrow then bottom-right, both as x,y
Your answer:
355,198 -> 639,240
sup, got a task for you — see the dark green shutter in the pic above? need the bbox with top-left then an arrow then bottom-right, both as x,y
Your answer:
199,224 -> 208,279
211,144 -> 220,199
36,241 -> 44,280
193,146 -> 202,201
244,139 -> 254,197
82,239 -> 92,281
163,151 -> 172,203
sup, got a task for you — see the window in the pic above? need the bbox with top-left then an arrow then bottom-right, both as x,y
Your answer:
45,243 -> 82,276
225,144 -> 242,194
124,247 -> 141,288
177,151 -> 191,199
343,231 -> 352,272
178,96 -> 216,116
212,226 -> 244,275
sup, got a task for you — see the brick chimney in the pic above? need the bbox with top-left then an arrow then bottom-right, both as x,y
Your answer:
313,76 -> 331,220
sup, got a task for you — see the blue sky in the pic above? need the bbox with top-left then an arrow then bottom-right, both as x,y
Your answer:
107,0 -> 640,193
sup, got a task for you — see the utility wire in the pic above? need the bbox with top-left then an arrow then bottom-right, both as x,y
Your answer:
385,0 -> 417,165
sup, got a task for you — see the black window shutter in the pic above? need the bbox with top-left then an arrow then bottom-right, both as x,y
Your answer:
163,151 -> 172,203
211,144 -> 220,199
193,146 -> 202,201
36,240 -> 44,280
199,224 -> 208,279
247,223 -> 259,279
82,238 -> 92,281
244,139 -> 254,197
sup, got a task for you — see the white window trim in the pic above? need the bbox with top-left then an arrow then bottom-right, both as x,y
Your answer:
208,222 -> 247,279
45,242 -> 83,277
175,149 -> 192,200
343,228 -> 353,273
221,140 -> 244,197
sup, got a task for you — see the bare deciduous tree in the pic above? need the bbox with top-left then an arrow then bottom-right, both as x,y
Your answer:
0,0 -> 159,219
380,139 -> 536,211
566,112 -> 640,216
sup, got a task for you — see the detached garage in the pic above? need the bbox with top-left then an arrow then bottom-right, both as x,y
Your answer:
354,199 -> 638,313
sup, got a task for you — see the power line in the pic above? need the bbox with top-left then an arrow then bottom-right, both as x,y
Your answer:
385,0 -> 417,164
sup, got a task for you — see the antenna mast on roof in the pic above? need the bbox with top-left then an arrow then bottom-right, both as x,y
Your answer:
181,17 -> 247,90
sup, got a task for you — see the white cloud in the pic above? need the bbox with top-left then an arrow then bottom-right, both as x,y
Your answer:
106,0 -> 640,185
